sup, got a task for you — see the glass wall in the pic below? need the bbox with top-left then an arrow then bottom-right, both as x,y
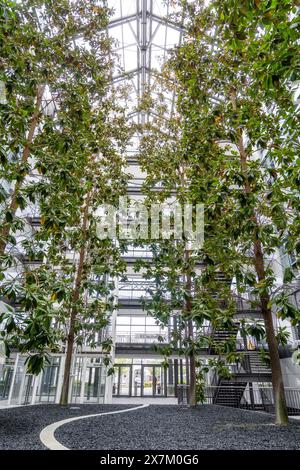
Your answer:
37,356 -> 60,403
9,357 -> 35,405
0,361 -> 14,400
71,356 -> 105,404
2,354 -> 106,405
116,315 -> 169,344
113,358 -> 187,397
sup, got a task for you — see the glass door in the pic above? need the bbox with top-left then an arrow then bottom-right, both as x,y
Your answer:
142,366 -> 154,396
153,366 -> 163,396
132,365 -> 141,396
141,365 -> 164,396
85,366 -> 104,402
113,365 -> 132,396
119,366 -> 131,396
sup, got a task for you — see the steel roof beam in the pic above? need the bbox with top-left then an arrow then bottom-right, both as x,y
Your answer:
151,13 -> 184,33
108,14 -> 136,28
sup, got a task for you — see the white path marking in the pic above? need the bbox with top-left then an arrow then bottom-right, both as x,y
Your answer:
40,404 -> 149,450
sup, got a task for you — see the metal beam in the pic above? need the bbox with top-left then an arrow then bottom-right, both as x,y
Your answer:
108,14 -> 136,28
151,13 -> 184,33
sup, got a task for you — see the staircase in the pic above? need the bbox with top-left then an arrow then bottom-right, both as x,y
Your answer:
211,351 -> 272,409
210,324 -> 239,354
241,351 -> 271,376
213,381 -> 247,407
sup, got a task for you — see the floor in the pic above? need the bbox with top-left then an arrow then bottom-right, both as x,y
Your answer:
0,403 -> 300,450
0,400 -> 10,409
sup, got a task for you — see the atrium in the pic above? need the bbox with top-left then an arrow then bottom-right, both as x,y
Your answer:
0,0 -> 300,459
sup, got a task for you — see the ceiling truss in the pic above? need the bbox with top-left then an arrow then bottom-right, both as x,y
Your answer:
108,0 -> 184,126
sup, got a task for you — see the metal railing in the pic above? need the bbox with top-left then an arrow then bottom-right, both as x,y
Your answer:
225,352 -> 272,376
121,247 -> 153,258
115,332 -> 168,344
232,294 -> 262,315
203,385 -> 300,415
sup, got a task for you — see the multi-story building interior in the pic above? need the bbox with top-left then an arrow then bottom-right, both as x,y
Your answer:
1,0 -> 300,414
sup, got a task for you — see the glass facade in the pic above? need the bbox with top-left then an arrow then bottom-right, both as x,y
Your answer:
116,315 -> 169,344
113,358 -> 187,397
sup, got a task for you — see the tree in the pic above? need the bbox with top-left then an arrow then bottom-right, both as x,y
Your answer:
136,85 -> 236,406
0,0 -> 111,262
134,0 -> 300,422
167,0 -> 300,424
0,0 -> 131,404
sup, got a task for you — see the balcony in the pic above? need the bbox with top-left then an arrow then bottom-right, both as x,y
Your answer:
115,331 -> 168,344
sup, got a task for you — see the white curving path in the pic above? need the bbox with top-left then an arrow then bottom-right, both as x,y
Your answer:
40,404 -> 149,450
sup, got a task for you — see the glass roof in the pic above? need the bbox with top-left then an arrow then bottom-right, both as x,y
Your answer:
107,0 -> 184,128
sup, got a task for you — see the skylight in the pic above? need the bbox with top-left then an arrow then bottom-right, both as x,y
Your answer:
107,0 -> 184,127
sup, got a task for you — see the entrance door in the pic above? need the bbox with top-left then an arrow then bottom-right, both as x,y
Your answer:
132,365 -> 141,397
119,366 -> 131,395
153,366 -> 163,396
141,365 -> 164,397
113,365 -> 132,396
142,366 -> 154,396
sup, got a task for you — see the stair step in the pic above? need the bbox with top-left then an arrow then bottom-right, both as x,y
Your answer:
214,381 -> 248,406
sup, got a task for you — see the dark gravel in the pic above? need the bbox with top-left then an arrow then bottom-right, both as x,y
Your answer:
0,404 -> 135,450
56,404 -> 300,450
0,403 -> 300,450
55,405 -> 300,450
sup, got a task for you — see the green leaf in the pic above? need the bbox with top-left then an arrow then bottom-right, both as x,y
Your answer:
283,266 -> 295,283
107,367 -> 115,376
0,147 -> 7,165
4,341 -> 10,358
25,354 -> 46,375
5,210 -> 13,223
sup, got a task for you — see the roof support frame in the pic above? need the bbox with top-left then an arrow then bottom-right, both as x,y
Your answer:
108,0 -> 186,124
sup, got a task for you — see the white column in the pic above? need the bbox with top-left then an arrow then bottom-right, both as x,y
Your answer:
31,374 -> 40,405
68,350 -> 77,403
79,356 -> 87,404
104,370 -> 113,404
104,276 -> 118,404
55,355 -> 65,404
18,370 -> 26,405
7,353 -> 19,405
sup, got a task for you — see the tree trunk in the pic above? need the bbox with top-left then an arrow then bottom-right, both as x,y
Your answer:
59,309 -> 76,405
188,320 -> 197,406
0,85 -> 45,258
185,250 -> 197,406
239,142 -> 288,425
230,88 -> 288,424
59,195 -> 90,405
253,240 -> 288,425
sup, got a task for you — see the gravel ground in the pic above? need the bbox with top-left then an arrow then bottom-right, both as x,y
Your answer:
0,404 -> 300,450
0,404 -> 134,450
55,405 -> 300,450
